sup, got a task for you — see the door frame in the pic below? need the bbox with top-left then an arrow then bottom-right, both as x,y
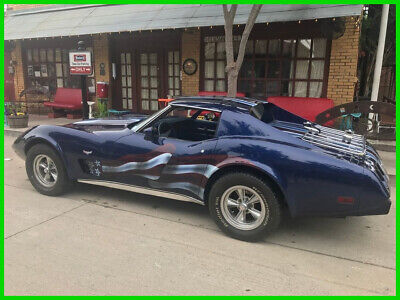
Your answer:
5,51 -> 16,102
111,31 -> 182,114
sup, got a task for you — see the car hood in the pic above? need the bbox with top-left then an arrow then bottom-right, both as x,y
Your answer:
65,114 -> 148,132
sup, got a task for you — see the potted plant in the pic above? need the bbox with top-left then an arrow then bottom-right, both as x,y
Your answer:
97,98 -> 109,118
5,102 -> 29,128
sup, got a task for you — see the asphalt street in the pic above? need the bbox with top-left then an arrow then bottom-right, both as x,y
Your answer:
4,134 -> 396,295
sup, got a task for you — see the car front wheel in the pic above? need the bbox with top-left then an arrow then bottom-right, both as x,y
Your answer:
208,173 -> 281,241
26,144 -> 72,196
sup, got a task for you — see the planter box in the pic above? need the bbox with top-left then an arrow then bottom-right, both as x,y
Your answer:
7,115 -> 29,128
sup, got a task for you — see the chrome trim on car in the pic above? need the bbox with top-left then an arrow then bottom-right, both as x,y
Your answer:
132,105 -> 172,132
171,103 -> 222,112
77,179 -> 204,205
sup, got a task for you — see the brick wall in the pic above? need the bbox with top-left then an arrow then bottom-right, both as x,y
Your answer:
93,34 -> 112,107
10,40 -> 25,100
181,28 -> 200,96
326,17 -> 360,106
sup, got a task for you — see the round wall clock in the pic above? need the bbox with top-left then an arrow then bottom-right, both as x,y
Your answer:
182,58 -> 198,75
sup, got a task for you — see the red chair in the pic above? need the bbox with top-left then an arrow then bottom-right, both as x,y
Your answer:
267,96 -> 335,127
44,88 -> 83,118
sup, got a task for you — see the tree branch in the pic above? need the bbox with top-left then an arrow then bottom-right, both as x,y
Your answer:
236,4 -> 262,69
223,4 -> 262,97
224,4 -> 237,74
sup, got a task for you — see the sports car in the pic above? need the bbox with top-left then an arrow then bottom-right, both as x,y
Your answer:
13,97 -> 391,241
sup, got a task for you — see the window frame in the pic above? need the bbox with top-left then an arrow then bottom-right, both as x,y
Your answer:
22,38 -> 94,96
136,104 -> 222,142
200,33 -> 332,99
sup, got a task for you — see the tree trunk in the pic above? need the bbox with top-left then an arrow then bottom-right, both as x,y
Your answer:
227,71 -> 238,97
223,4 -> 262,97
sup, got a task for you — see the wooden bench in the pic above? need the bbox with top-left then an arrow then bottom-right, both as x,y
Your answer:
44,88 -> 83,119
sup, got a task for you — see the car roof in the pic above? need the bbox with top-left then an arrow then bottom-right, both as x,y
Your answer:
171,96 -> 266,112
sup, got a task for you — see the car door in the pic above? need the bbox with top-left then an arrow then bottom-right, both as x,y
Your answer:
100,106 -> 220,200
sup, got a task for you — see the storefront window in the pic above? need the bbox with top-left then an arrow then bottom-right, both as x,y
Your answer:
24,47 -> 93,94
202,37 -> 328,98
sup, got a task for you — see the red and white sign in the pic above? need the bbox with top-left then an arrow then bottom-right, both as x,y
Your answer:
70,66 -> 92,75
69,51 -> 92,75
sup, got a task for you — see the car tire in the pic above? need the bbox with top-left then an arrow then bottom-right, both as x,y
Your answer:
26,144 -> 72,196
208,172 -> 281,242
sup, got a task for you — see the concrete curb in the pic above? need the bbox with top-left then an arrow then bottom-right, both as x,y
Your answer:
368,140 -> 396,153
4,129 -> 24,138
371,144 -> 396,152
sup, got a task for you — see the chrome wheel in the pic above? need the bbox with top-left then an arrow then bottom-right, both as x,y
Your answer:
33,154 -> 58,188
220,185 -> 268,231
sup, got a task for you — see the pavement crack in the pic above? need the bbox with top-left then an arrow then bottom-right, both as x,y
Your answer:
264,241 -> 396,271
5,203 -> 87,240
83,201 -> 396,271
4,183 -> 396,271
60,213 -> 392,296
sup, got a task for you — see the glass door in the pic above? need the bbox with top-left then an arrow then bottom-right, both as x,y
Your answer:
167,50 -> 181,97
139,52 -> 159,112
120,52 -> 133,110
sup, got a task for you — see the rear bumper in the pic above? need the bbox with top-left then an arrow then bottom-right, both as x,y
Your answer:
356,197 -> 391,216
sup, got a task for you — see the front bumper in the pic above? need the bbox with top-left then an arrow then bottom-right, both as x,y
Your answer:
12,134 -> 27,160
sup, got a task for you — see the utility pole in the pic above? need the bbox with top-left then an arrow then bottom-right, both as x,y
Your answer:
370,4 -> 390,102
78,41 -> 89,119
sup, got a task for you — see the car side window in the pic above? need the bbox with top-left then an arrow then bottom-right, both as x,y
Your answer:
144,106 -> 220,142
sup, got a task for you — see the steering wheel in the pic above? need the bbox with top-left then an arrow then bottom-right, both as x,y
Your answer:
156,121 -> 172,137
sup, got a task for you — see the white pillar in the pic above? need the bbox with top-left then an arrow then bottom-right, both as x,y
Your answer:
370,4 -> 390,102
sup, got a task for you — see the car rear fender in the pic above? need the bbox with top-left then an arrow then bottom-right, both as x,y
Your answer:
204,161 -> 289,210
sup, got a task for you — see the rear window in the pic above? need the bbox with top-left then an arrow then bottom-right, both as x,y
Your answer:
250,103 -> 305,124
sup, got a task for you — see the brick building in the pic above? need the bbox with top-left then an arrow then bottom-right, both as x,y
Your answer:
4,4 -> 362,114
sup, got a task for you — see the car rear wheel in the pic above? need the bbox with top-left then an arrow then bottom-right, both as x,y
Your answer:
26,144 -> 72,196
208,173 -> 281,241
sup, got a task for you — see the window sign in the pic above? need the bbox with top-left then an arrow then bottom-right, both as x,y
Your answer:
69,51 -> 92,75
41,64 -> 48,77
27,65 -> 34,77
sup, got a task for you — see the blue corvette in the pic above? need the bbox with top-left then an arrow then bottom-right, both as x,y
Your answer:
13,97 -> 391,241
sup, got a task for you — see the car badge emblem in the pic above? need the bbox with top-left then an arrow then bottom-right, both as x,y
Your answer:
83,150 -> 93,155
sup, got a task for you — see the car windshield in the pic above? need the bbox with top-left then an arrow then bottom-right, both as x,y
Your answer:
131,106 -> 171,132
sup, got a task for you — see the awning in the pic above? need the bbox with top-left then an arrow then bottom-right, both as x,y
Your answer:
5,4 -> 363,40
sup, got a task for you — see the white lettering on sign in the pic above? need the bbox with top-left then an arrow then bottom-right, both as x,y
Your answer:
70,66 -> 92,75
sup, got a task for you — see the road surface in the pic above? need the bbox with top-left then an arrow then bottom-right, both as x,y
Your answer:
4,135 -> 396,295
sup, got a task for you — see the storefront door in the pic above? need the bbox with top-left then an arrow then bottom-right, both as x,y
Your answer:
5,52 -> 16,102
112,32 -> 181,113
119,52 -> 134,111
138,51 -> 161,112
138,49 -> 181,113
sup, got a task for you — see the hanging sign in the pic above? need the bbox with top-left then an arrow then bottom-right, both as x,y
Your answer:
69,51 -> 92,75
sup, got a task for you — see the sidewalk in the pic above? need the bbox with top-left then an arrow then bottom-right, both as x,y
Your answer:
368,139 -> 396,152
4,114 -> 71,137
